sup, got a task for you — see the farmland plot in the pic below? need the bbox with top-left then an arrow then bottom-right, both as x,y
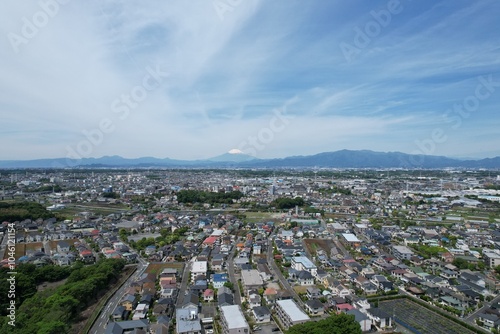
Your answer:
378,299 -> 476,334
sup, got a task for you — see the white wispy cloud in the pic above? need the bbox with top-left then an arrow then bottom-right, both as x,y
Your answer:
0,0 -> 499,160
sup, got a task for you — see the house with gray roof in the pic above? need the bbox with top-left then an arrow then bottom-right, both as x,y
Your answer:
105,319 -> 149,334
252,305 -> 271,323
218,292 -> 234,307
176,307 -> 202,334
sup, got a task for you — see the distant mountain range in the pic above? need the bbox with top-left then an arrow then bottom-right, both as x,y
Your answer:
1,149 -> 500,169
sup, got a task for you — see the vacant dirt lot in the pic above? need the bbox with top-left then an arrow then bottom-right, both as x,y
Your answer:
145,262 -> 184,276
303,238 -> 335,256
3,242 -> 43,260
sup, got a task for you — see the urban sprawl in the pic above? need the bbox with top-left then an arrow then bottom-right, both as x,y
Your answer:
1,169 -> 500,334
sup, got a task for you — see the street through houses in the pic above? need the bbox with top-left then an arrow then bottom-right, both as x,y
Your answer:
266,234 -> 305,309
227,243 -> 242,306
3,168 -> 500,334
90,258 -> 146,333
176,259 -> 191,308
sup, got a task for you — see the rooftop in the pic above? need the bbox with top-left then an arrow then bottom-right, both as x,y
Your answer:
276,299 -> 310,322
192,260 -> 207,273
220,305 -> 249,329
342,233 -> 361,243
292,256 -> 316,269
241,269 -> 264,286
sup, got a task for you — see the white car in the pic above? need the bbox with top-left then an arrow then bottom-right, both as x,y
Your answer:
206,330 -> 214,334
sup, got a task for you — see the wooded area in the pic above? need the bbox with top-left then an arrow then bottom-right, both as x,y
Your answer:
0,259 -> 126,333
0,201 -> 54,222
285,313 -> 362,334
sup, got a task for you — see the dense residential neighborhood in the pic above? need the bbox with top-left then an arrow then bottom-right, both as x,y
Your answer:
1,168 -> 500,333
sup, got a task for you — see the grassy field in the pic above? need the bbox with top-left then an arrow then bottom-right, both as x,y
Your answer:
55,203 -> 130,219
293,286 -> 309,294
243,211 -> 283,223
145,262 -> 184,276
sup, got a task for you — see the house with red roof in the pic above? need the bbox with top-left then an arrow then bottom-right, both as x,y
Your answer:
335,303 -> 354,312
203,236 -> 218,247
203,289 -> 214,302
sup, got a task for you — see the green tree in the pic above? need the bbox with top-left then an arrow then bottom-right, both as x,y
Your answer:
270,197 -> 305,210
102,192 -> 120,199
0,201 -> 54,221
176,190 -> 243,205
286,313 -> 362,334
452,257 -> 469,270
36,321 -> 68,334
223,281 -> 234,291
119,228 -> 130,241
0,258 -> 126,333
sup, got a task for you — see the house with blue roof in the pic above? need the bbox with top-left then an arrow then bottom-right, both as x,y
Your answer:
212,273 -> 228,289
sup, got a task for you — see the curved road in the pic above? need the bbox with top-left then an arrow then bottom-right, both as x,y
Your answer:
90,256 -> 148,333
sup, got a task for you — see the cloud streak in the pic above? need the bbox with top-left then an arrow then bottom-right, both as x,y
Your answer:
1,0 -> 499,160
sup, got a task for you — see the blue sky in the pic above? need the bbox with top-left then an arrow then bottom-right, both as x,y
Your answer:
1,0 -> 500,160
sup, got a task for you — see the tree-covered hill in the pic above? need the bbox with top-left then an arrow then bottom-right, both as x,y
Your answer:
0,201 -> 54,222
0,259 -> 126,333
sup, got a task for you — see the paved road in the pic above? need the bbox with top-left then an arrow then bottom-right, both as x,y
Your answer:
43,240 -> 51,255
90,256 -> 148,333
227,245 -> 242,305
333,238 -> 352,259
465,292 -> 500,326
0,233 -> 7,260
176,258 -> 192,308
266,235 -> 304,309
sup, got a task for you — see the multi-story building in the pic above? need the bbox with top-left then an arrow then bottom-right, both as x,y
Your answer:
291,256 -> 317,277
483,249 -> 500,268
275,299 -> 310,329
241,269 -> 264,290
176,308 -> 202,334
191,261 -> 208,281
392,245 -> 414,260
220,305 -> 250,334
